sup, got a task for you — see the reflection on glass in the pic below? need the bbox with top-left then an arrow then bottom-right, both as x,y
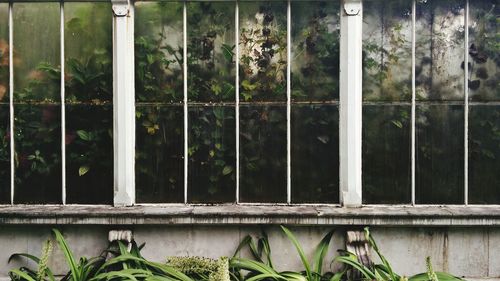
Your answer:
363,0 -> 412,101
0,105 -> 9,203
291,105 -> 338,203
15,105 -> 61,204
291,1 -> 339,101
136,105 -> 184,203
188,106 -> 235,203
65,2 -> 112,104
416,105 -> 464,204
469,106 -> 500,204
0,3 -> 8,104
66,105 -> 112,204
239,1 -> 287,102
135,2 -> 184,103
14,3 -> 60,102
468,0 -> 499,101
240,106 -> 286,202
188,2 -> 235,102
415,0 -> 465,101
363,105 -> 411,204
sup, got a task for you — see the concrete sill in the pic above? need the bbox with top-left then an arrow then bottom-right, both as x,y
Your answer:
0,204 -> 499,226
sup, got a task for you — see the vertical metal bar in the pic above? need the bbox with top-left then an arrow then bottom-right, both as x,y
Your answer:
235,1 -> 240,204
60,1 -> 66,205
464,0 -> 469,205
112,0 -> 135,206
183,1 -> 188,204
339,0 -> 363,207
9,2 -> 14,205
286,0 -> 291,204
411,0 -> 416,206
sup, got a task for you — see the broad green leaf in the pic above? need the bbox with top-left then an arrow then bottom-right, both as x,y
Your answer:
79,166 -> 90,177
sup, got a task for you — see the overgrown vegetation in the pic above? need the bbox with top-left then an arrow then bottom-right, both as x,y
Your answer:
8,227 -> 465,281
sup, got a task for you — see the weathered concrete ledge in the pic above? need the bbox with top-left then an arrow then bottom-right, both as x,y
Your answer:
0,205 -> 499,226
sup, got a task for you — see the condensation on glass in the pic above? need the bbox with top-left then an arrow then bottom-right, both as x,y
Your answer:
65,2 -> 113,204
135,1 -> 184,203
468,0 -> 499,203
0,3 -> 9,203
362,0 -> 412,204
14,3 -> 61,203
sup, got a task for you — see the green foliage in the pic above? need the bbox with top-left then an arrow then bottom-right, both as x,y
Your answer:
166,256 -> 230,281
334,227 -> 465,281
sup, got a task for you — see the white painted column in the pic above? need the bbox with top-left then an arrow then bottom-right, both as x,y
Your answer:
112,0 -> 135,206
339,0 -> 363,207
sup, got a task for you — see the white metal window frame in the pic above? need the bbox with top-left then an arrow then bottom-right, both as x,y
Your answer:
1,0 -> 497,210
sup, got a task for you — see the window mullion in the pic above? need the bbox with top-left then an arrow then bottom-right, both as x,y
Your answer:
286,0 -> 291,204
339,0 -> 362,207
112,0 -> 135,206
183,1 -> 188,204
60,1 -> 66,205
411,0 -> 416,205
9,2 -> 14,205
464,0 -> 469,205
235,1 -> 240,204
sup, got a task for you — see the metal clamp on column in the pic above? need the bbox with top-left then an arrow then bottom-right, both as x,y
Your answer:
111,0 -> 130,17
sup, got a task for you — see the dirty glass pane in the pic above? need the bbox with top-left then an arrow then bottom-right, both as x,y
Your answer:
135,2 -> 184,103
363,0 -> 412,101
415,0 -> 465,101
468,0 -> 499,101
416,105 -> 464,204
66,105 -> 112,204
188,106 -> 235,203
239,1 -> 287,102
14,3 -> 60,102
0,3 -> 8,104
188,2 -> 235,103
291,1 -> 340,102
15,105 -> 61,204
291,105 -> 338,203
65,2 -> 112,104
136,105 -> 184,203
363,105 -> 411,204
64,3 -> 113,204
240,106 -> 286,202
0,4 -> 9,203
0,105 -> 9,203
469,106 -> 500,204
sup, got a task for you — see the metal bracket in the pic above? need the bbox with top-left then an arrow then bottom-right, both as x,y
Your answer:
111,0 -> 130,17
344,1 -> 361,16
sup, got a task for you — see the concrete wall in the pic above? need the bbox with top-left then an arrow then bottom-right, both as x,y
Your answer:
0,225 -> 499,280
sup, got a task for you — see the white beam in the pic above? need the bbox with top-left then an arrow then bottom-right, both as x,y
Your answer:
339,0 -> 363,207
112,0 -> 135,206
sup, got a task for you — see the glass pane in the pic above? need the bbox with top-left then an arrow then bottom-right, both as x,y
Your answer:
416,105 -> 464,204
363,0 -> 412,101
14,105 -> 61,204
468,0 -> 499,101
14,3 -> 60,102
239,1 -> 287,102
188,106 -> 235,203
415,0 -> 465,101
0,4 -> 9,203
135,2 -> 184,103
136,105 -> 184,203
0,105 -> 9,203
66,105 -> 112,204
0,3 -> 8,104
291,105 -> 338,203
187,2 -> 235,103
65,2 -> 112,103
291,1 -> 340,101
64,3 -> 113,204
363,105 -> 411,204
240,105 -> 286,202
468,105 -> 500,204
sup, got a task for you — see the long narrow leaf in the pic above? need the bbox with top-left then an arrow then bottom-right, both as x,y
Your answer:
52,229 -> 80,281
280,226 -> 312,280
